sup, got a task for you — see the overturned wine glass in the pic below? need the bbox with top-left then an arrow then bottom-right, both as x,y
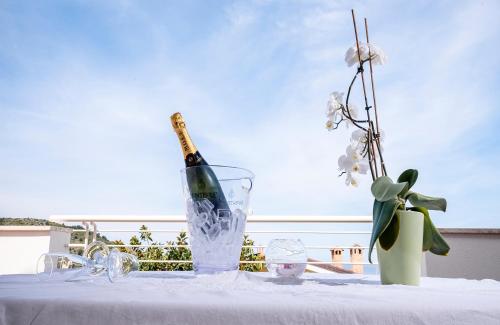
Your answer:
36,241 -> 139,283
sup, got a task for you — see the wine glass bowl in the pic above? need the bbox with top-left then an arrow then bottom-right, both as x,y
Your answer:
107,249 -> 139,282
36,253 -> 90,282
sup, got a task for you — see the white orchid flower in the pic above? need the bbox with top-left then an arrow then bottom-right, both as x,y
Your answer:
345,43 -> 387,67
332,91 -> 344,102
367,43 -> 387,65
345,44 -> 368,67
338,154 -> 354,171
342,161 -> 367,187
326,91 -> 344,117
326,91 -> 345,130
352,162 -> 369,174
346,144 -> 360,162
325,119 -> 335,131
351,129 -> 367,143
345,172 -> 358,187
339,143 -> 369,186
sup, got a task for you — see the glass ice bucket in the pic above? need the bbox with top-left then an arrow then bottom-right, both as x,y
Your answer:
180,165 -> 254,274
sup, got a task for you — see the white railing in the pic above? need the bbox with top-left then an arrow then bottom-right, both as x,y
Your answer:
50,215 -> 372,223
49,215 -> 375,269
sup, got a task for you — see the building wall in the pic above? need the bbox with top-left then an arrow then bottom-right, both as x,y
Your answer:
0,227 -> 71,275
425,230 -> 500,280
48,229 -> 71,253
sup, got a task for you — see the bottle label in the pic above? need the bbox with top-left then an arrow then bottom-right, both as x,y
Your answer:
171,113 -> 197,158
192,192 -> 217,200
176,129 -> 197,158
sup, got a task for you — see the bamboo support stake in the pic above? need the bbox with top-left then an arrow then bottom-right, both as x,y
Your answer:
364,18 -> 387,176
351,10 -> 369,108
364,18 -> 380,135
351,9 -> 378,178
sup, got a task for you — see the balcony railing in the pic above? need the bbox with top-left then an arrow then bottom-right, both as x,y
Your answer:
49,215 -> 375,270
3,217 -> 498,279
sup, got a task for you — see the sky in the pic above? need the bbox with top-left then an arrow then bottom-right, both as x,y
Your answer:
1,0 -> 499,229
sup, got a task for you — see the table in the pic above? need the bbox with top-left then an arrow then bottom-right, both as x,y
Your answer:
1,272 -> 499,325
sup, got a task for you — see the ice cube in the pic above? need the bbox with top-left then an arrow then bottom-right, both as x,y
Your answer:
206,222 -> 221,241
200,221 -> 212,236
198,199 -> 214,213
218,209 -> 232,231
208,210 -> 218,226
199,212 -> 210,222
231,209 -> 246,234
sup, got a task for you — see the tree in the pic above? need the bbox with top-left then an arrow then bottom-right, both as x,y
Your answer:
139,225 -> 152,244
109,239 -> 135,254
239,235 -> 265,272
164,231 -> 192,271
129,235 -> 143,260
68,223 -> 264,272
142,243 -> 167,271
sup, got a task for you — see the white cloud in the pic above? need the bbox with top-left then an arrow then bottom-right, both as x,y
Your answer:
225,2 -> 258,27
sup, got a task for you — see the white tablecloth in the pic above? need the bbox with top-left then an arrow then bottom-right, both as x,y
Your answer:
0,271 -> 499,325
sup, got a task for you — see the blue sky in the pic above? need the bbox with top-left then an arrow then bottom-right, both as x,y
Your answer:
1,0 -> 499,228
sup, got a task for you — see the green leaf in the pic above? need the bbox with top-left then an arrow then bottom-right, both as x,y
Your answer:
429,231 -> 450,255
369,198 -> 401,263
371,176 -> 407,202
411,207 -> 433,251
407,192 -> 447,212
410,207 -> 450,255
397,169 -> 418,196
378,212 -> 400,250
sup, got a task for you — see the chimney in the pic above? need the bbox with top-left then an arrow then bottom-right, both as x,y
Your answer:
350,244 -> 363,274
330,246 -> 344,268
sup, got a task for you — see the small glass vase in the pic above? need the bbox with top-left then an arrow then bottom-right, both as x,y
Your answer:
265,239 -> 307,278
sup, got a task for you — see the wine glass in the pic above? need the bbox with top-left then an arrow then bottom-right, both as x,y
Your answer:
36,241 -> 139,282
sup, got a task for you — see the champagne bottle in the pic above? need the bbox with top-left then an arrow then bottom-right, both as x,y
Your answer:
171,112 -> 230,212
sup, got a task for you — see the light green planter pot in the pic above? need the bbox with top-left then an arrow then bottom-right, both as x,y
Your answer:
377,210 -> 424,286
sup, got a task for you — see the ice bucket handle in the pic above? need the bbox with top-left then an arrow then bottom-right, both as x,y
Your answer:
245,177 -> 253,192
218,176 -> 253,192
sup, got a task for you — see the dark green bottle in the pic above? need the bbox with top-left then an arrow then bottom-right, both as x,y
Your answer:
171,112 -> 229,212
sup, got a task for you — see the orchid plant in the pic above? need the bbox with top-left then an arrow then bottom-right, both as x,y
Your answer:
326,10 -> 450,262
325,40 -> 387,186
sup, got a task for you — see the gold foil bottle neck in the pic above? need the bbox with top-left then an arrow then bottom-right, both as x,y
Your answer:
170,112 -> 197,158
